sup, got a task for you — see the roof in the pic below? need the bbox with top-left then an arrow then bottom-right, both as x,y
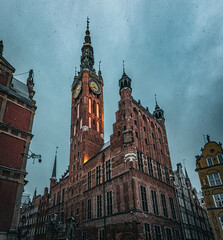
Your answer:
11,77 -> 29,99
0,55 -> 15,72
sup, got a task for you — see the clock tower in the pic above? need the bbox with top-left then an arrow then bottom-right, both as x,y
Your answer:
69,19 -> 104,179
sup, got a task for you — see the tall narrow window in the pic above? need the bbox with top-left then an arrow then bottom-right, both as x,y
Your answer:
96,165 -> 101,185
97,195 -> 102,218
140,186 -> 148,212
144,223 -> 152,240
219,216 -> 223,230
98,229 -> 105,240
213,193 -> 223,207
169,197 -> 176,220
217,154 -> 223,164
93,101 -> 96,114
106,160 -> 111,181
151,190 -> 159,215
74,125 -> 76,136
106,191 -> 113,215
77,103 -> 79,118
97,121 -> 100,132
96,103 -> 99,118
164,167 -> 170,185
154,225 -> 162,240
89,117 -> 91,128
206,157 -> 213,166
87,199 -> 92,220
62,188 -> 65,204
137,151 -> 144,172
157,162 -> 162,181
166,228 -> 172,240
88,171 -> 91,189
147,157 -> 153,177
80,118 -> 82,129
161,194 -> 168,217
89,98 -> 92,113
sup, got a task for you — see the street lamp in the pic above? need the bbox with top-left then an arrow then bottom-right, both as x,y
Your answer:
22,150 -> 42,164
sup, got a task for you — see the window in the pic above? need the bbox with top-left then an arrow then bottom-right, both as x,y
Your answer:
97,121 -> 100,132
93,101 -> 96,114
140,186 -> 149,212
154,225 -> 162,240
88,171 -> 91,189
144,223 -> 152,240
206,157 -> 213,166
87,199 -> 92,220
151,190 -> 159,215
53,193 -> 56,206
213,193 -> 223,207
157,162 -> 162,181
98,229 -> 105,240
134,120 -> 137,125
106,191 -> 113,215
164,167 -> 170,185
219,216 -> 223,230
137,151 -> 144,172
207,173 -> 222,186
74,125 -> 76,135
166,228 -> 172,240
181,212 -> 188,224
97,195 -> 102,218
106,160 -> 111,181
77,103 -> 79,118
82,231 -> 88,240
96,103 -> 99,117
57,191 -> 60,204
169,197 -> 176,220
147,157 -> 153,177
145,138 -> 148,144
89,98 -> 91,113
135,131 -> 138,138
89,117 -> 91,128
161,194 -> 168,217
96,165 -> 101,185
185,229 -> 191,239
80,118 -> 82,129
62,188 -> 65,204
175,230 -> 181,240
217,154 -> 223,164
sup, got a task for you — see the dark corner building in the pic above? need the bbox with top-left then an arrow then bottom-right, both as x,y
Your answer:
174,163 -> 214,240
0,41 -> 36,240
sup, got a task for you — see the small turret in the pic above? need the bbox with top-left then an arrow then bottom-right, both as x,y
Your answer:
119,61 -> 132,95
153,94 -> 165,121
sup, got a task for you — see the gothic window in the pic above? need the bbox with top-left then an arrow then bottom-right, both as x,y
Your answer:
213,193 -> 223,207
96,165 -> 101,185
106,160 -> 111,181
89,117 -> 91,128
151,190 -> 159,215
169,197 -> 176,220
89,98 -> 92,113
140,185 -> 148,212
161,194 -> 168,217
157,162 -> 162,181
166,228 -> 172,240
97,121 -> 100,132
165,167 -> 170,185
147,157 -> 153,177
77,103 -> 80,118
88,171 -> 91,189
154,225 -> 162,240
207,173 -> 222,186
106,191 -> 113,215
87,199 -> 92,220
97,195 -> 102,218
206,157 -> 213,166
137,151 -> 144,172
217,154 -> 223,164
96,103 -> 99,118
144,223 -> 152,240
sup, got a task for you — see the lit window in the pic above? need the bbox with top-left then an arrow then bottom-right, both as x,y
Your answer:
77,103 -> 79,118
89,117 -> 91,128
206,157 -> 213,166
80,119 -> 82,129
89,98 -> 91,113
74,125 -> 76,136
217,154 -> 223,164
97,121 -> 100,132
213,193 -> 223,207
97,103 -> 99,118
207,173 -> 222,186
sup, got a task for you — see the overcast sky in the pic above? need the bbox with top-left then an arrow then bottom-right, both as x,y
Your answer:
1,0 -> 223,196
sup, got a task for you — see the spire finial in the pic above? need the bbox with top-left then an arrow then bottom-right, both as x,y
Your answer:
99,61 -> 101,71
123,60 -> 125,74
75,67 -> 77,77
0,40 -> 3,56
87,17 -> 90,31
155,94 -> 158,106
51,146 -> 58,179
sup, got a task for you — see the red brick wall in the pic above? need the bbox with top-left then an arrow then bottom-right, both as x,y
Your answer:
4,101 -> 31,132
0,133 -> 25,169
0,179 -> 17,231
0,73 -> 9,86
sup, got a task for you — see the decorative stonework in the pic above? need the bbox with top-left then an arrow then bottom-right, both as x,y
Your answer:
82,126 -> 89,131
124,153 -> 137,162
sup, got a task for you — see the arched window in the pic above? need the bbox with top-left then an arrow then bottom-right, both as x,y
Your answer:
89,98 -> 92,113
97,121 -> 99,132
77,104 -> 79,118
89,117 -> 91,128
96,103 -> 99,118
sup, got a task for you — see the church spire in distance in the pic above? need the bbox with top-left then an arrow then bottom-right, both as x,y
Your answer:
80,17 -> 94,70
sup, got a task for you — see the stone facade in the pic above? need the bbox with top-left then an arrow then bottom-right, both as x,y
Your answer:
0,41 -> 36,240
196,136 -> 223,240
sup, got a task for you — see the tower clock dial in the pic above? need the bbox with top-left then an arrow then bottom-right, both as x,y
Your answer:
89,78 -> 101,95
74,81 -> 82,99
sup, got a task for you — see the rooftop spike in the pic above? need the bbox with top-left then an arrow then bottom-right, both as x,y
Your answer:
123,60 -> 125,74
51,146 -> 58,179
0,40 -> 3,56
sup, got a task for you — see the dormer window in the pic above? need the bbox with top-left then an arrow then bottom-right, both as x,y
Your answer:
206,157 -> 213,166
217,154 -> 223,164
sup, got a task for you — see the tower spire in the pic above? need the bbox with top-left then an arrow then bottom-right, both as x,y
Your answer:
153,94 -> 165,121
123,60 -> 125,74
51,146 -> 58,179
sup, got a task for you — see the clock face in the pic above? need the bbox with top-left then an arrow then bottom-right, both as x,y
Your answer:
89,78 -> 101,95
74,81 -> 82,99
